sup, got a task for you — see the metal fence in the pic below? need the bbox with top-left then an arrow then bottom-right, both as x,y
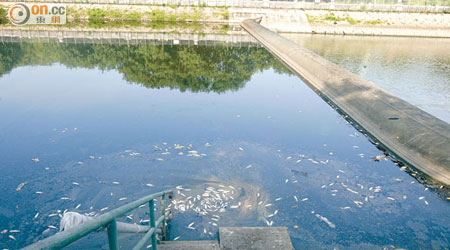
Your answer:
3,0 -> 449,11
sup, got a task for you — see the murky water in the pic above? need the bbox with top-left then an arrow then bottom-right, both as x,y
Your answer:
0,36 -> 449,250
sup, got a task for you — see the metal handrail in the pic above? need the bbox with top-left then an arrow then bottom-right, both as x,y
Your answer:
22,189 -> 173,250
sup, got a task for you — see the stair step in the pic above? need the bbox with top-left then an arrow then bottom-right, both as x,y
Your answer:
158,240 -> 220,250
219,227 -> 294,250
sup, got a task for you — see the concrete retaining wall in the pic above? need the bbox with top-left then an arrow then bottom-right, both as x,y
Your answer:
1,0 -> 448,13
241,19 -> 450,185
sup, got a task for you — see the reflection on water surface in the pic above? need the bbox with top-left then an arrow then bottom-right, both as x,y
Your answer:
0,35 -> 449,250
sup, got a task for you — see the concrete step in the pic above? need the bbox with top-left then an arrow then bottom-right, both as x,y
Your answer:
158,240 -> 220,250
219,227 -> 294,250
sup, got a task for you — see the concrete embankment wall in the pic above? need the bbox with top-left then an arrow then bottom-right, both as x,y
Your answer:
3,0 -> 449,13
241,19 -> 450,185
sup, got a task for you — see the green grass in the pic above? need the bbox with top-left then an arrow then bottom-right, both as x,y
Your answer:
0,7 -> 8,25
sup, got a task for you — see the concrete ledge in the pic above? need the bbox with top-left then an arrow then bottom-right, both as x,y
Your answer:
241,19 -> 450,185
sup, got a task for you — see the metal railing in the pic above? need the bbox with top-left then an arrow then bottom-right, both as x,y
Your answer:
22,190 -> 173,250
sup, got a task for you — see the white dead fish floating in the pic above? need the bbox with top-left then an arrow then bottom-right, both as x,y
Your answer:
315,214 -> 336,228
16,182 -> 27,191
371,155 -> 386,161
146,183 -> 154,187
31,158 -> 40,162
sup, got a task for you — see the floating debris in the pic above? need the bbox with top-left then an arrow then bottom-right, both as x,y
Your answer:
371,155 -> 386,161
16,182 -> 27,191
346,188 -> 358,194
315,214 -> 336,228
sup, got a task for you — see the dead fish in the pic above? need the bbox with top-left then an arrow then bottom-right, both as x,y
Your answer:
72,182 -> 80,186
89,156 -> 95,159
33,213 -> 39,219
100,207 -> 109,212
315,214 -> 336,228
119,197 -> 127,201
285,179 -> 289,184
371,155 -> 385,161
36,191 -> 43,194
1,229 -> 7,234
112,182 -> 120,185
340,207 -> 351,210
286,156 -> 292,160
9,235 -> 16,240
293,196 -> 298,202
424,200 -> 429,205
9,230 -> 20,233
205,142 -> 212,147
61,197 -> 70,200
301,198 -> 308,202
48,225 -> 57,229
387,197 -> 395,201
156,158 -> 164,161
75,204 -> 81,209
16,182 -> 27,191
32,158 -> 40,162
245,165 -> 252,169
419,196 -> 425,200
238,147 -> 244,151
275,197 -> 282,201
146,183 -> 154,187
346,188 -> 358,194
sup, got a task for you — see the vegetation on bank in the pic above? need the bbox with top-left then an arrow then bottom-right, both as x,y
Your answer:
0,5 -> 229,27
306,12 -> 389,25
67,6 -> 229,26
0,43 -> 289,93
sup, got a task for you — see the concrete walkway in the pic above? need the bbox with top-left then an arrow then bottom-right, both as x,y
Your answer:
158,227 -> 294,250
241,19 -> 450,185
